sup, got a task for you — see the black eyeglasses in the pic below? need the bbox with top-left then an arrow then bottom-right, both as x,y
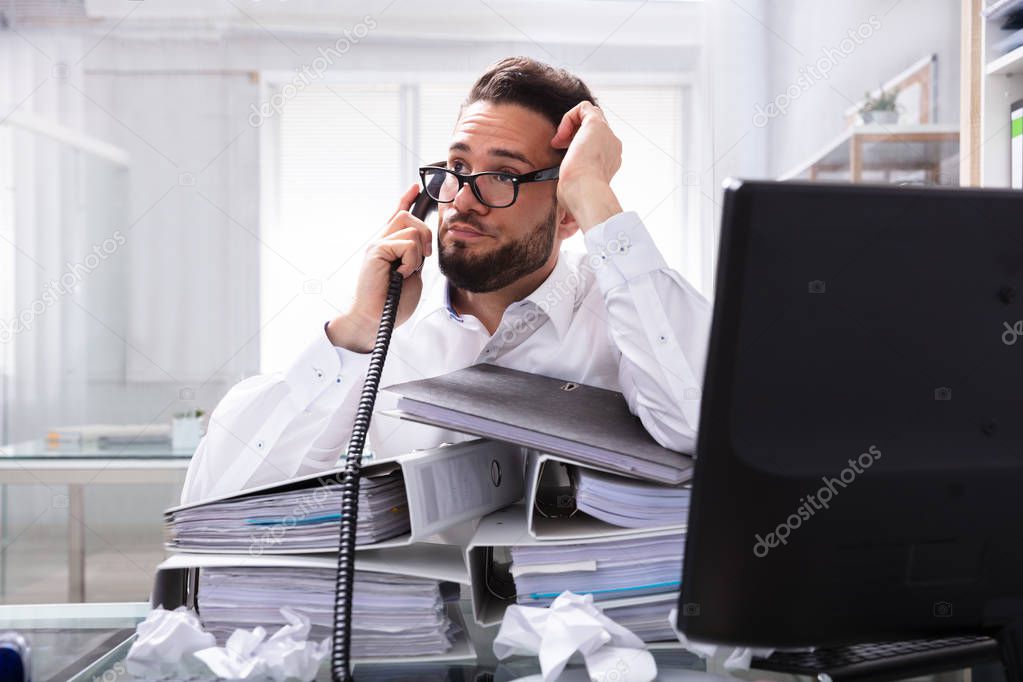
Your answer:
418,164 -> 560,209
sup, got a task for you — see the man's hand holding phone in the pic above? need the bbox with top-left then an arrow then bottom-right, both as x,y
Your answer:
326,183 -> 433,353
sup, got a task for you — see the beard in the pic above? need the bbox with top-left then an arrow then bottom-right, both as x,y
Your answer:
438,204 -> 557,293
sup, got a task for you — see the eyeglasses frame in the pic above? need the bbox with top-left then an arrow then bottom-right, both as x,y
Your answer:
418,164 -> 561,209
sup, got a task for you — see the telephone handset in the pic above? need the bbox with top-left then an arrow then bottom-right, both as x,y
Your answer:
330,169 -> 442,682
410,186 -> 439,224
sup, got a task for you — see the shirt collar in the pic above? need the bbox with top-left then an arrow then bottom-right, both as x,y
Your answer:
517,253 -> 576,340
409,262 -> 461,333
411,252 -> 578,340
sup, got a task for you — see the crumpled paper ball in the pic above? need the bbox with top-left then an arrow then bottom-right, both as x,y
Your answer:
493,590 -> 656,682
125,605 -> 216,678
125,605 -> 329,681
194,607 -> 330,681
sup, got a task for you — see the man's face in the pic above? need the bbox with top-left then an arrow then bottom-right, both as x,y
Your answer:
437,100 -> 567,293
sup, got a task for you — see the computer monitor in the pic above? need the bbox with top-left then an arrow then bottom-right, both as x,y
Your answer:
678,179 -> 1023,679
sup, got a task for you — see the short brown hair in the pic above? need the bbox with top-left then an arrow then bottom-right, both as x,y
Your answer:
463,56 -> 596,132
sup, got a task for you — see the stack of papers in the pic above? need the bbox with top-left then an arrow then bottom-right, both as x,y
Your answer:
165,470 -> 410,552
509,533 -> 684,607
196,565 -> 461,657
604,597 -> 678,643
573,467 -> 690,529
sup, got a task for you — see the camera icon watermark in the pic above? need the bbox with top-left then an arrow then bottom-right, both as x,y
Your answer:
934,387 -> 952,401
808,280 -> 826,294
682,602 -> 700,616
302,279 -> 323,294
933,601 -> 953,618
52,493 -> 69,509
556,494 -> 575,509
178,172 -> 196,187
51,63 -> 70,80
179,387 -> 195,401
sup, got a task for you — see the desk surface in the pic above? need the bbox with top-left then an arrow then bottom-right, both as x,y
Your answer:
0,439 -> 191,483
0,439 -> 194,460
0,601 -> 150,682
0,601 -> 726,682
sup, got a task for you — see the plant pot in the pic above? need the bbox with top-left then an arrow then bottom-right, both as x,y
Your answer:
861,110 -> 899,125
172,416 -> 203,450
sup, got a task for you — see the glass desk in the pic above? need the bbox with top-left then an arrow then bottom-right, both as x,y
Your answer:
0,600 -> 718,681
0,599 -> 993,682
0,601 -> 150,682
0,439 -> 192,602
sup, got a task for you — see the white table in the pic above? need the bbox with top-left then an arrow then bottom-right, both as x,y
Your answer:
0,440 -> 191,602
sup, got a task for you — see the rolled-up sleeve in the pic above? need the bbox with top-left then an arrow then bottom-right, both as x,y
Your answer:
582,211 -> 712,454
179,324 -> 373,504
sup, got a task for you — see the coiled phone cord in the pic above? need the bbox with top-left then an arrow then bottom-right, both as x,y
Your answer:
330,259 -> 403,682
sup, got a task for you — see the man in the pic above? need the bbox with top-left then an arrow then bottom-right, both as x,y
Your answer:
181,56 -> 711,504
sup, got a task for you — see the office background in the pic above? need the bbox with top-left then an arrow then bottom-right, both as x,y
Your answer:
0,0 -> 965,603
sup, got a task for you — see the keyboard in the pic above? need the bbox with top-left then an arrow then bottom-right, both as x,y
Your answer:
752,635 -> 1000,681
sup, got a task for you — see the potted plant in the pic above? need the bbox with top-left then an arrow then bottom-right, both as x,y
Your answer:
172,408 -> 205,450
859,86 -> 900,125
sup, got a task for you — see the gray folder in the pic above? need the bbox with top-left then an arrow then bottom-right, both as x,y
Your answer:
382,363 -> 693,485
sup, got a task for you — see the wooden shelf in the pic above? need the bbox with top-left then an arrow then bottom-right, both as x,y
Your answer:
963,0 -> 1023,187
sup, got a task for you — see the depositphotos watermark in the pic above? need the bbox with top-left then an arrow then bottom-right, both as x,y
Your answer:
753,15 -> 881,128
248,16 -> 378,127
1003,320 -> 1022,345
753,444 -> 882,558
0,230 -> 127,344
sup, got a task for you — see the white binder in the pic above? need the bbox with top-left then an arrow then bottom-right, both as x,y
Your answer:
524,449 -> 687,541
164,438 -> 525,553
465,504 -> 685,627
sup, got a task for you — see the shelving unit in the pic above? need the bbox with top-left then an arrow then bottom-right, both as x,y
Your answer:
962,0 -> 1023,187
779,124 -> 960,184
780,55 -> 960,185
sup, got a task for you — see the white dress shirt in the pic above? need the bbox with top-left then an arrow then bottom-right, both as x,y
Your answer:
180,211 -> 712,504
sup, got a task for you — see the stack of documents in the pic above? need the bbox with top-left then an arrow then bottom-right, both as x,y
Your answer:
197,565 -> 460,656
510,534 -> 684,606
602,594 -> 679,643
466,505 -> 686,643
152,361 -> 698,657
153,547 -> 477,662
573,467 -> 691,529
165,469 -> 410,552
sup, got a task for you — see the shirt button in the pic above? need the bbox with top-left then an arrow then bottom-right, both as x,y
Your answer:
658,335 -> 668,344
256,440 -> 265,450
335,374 -> 343,384
313,367 -> 324,380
